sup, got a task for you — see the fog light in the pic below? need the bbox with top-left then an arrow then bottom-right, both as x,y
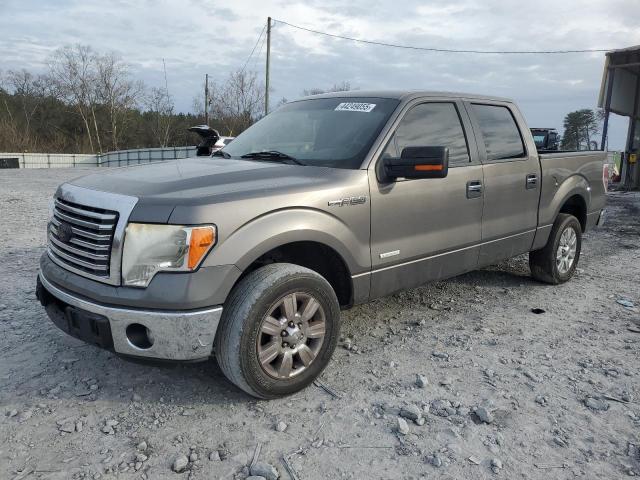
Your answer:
126,323 -> 154,349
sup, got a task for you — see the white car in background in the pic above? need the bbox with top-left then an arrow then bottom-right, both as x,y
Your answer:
188,125 -> 234,156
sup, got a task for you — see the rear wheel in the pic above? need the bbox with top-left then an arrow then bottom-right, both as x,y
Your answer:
214,263 -> 340,399
529,213 -> 582,284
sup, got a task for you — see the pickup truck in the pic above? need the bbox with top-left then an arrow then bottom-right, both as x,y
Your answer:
36,91 -> 607,399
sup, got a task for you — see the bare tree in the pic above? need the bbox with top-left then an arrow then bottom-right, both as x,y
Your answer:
211,70 -> 265,135
95,52 -> 144,150
1,69 -> 48,150
146,86 -> 175,147
302,81 -> 353,96
48,45 -> 100,152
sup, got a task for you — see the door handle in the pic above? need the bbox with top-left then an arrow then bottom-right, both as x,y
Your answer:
466,180 -> 483,199
526,174 -> 538,189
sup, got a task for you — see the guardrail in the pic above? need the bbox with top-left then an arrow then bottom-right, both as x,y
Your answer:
0,146 -> 198,169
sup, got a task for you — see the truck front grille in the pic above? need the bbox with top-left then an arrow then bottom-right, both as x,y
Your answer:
48,198 -> 118,278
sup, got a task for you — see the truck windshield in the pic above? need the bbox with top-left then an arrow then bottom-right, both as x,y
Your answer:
222,97 -> 400,169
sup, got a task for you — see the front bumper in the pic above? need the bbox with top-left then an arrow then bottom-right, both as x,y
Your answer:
37,272 -> 222,361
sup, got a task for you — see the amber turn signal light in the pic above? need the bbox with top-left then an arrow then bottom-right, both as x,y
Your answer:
414,164 -> 443,171
188,226 -> 216,269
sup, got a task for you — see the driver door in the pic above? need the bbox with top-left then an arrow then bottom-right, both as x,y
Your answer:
367,99 -> 484,298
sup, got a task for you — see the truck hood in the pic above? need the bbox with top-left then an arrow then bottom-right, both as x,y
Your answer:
68,157 -> 359,223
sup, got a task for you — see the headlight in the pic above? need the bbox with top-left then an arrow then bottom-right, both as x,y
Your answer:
121,223 -> 216,287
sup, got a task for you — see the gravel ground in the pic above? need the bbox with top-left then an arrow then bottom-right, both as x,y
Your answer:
1,168 -> 639,480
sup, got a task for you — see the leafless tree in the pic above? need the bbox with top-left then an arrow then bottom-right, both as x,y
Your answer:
1,69 -> 48,150
302,81 -> 353,96
48,45 -> 100,152
146,86 -> 175,147
211,70 -> 265,135
95,52 -> 144,150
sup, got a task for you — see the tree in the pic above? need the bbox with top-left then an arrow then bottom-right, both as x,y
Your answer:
145,86 -> 174,147
210,70 -> 265,135
561,109 -> 601,150
95,52 -> 144,151
302,81 -> 353,96
47,45 -> 100,152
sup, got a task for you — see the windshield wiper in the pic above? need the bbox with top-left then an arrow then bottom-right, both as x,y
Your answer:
212,150 -> 231,158
240,150 -> 305,165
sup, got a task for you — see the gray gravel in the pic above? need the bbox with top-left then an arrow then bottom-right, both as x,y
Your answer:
1,168 -> 640,479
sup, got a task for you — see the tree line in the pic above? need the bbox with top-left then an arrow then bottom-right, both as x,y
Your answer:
0,44 -> 267,154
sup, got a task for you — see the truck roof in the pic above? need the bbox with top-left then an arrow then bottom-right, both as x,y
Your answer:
296,90 -> 513,103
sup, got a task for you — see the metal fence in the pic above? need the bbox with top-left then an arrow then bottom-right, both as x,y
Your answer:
0,146 -> 198,169
99,146 -> 197,167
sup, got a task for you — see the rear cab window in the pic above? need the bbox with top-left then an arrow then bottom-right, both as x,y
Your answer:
470,104 -> 526,161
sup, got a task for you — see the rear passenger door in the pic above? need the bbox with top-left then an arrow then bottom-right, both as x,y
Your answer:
465,102 -> 541,267
368,100 -> 484,298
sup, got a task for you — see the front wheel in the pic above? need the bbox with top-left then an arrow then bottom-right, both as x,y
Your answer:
214,263 -> 340,399
529,213 -> 582,284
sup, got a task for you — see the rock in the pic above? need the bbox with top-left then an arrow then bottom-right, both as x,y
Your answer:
59,422 -> 75,433
585,397 -> 609,411
397,417 -> 410,435
475,406 -> 494,424
250,462 -> 279,480
246,477 -> 267,480
137,441 -> 148,452
440,377 -> 453,386
399,404 -> 422,423
189,452 -> 198,462
535,395 -> 548,406
430,399 -> 453,417
275,421 -> 288,432
75,421 -> 83,432
491,457 -> 503,472
136,453 -> 148,462
18,409 -> 33,422
102,425 -> 114,435
208,451 -> 220,461
172,454 -> 189,473
617,299 -> 635,309
416,374 -> 429,388
7,409 -> 18,418
432,351 -> 449,360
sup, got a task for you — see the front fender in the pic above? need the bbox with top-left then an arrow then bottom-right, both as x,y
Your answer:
201,208 -> 370,275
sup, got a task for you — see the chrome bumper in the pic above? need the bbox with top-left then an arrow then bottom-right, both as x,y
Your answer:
38,272 -> 222,361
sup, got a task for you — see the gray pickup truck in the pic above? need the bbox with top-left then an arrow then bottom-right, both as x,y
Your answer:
37,91 -> 607,398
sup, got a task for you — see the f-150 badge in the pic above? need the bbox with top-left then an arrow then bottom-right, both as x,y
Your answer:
328,196 -> 367,207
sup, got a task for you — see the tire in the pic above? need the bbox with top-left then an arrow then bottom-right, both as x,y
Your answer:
214,263 -> 340,399
529,213 -> 582,284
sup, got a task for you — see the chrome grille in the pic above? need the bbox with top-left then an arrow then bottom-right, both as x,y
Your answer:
48,198 -> 118,278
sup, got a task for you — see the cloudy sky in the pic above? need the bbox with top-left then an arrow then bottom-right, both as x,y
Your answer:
2,0 -> 638,148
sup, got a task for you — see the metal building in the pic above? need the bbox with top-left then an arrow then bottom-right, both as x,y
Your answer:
599,45 -> 640,188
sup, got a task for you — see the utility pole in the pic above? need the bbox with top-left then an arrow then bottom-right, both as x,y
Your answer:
265,16 -> 271,116
204,73 -> 209,125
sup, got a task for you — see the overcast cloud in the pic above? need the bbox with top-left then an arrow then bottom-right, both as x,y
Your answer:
1,0 -> 638,148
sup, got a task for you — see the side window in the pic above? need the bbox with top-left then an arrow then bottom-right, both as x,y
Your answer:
383,103 -> 471,166
471,104 -> 526,161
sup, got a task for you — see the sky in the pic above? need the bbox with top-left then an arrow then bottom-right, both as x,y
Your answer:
1,0 -> 638,149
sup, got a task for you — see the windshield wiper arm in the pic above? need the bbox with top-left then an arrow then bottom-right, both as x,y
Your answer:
240,150 -> 305,165
212,150 -> 231,158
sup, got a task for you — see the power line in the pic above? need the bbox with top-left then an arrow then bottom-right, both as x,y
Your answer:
241,24 -> 267,73
272,18 -> 614,55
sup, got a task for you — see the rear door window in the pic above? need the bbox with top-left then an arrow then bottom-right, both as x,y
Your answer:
471,104 -> 526,161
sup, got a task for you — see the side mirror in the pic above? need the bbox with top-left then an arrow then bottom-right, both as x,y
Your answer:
382,146 -> 449,182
